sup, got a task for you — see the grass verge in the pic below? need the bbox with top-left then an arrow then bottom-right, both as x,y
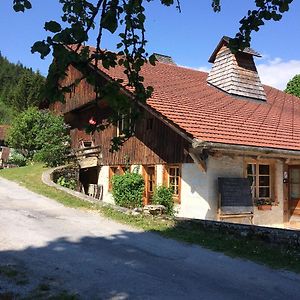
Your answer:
1,164 -> 300,273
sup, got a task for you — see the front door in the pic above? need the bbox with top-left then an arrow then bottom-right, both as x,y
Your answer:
143,166 -> 156,205
289,166 -> 300,216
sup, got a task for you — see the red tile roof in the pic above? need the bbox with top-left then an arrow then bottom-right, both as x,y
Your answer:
74,46 -> 300,151
100,60 -> 300,152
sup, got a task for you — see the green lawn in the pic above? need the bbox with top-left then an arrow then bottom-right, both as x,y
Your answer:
1,164 -> 300,273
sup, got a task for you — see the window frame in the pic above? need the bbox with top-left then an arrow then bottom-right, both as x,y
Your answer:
163,164 -> 181,204
116,111 -> 133,137
244,159 -> 276,203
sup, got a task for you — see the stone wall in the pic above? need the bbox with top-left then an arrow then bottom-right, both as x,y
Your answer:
51,165 -> 80,190
176,217 -> 300,248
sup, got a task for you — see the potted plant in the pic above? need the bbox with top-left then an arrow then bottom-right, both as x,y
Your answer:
254,198 -> 273,211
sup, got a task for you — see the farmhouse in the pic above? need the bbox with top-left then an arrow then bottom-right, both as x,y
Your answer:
50,36 -> 300,227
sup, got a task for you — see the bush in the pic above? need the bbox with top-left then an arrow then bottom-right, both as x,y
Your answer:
152,186 -> 174,215
112,172 -> 144,208
57,176 -> 77,190
7,107 -> 70,167
7,151 -> 27,167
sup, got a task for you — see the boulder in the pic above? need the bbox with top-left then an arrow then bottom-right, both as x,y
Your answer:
143,204 -> 166,216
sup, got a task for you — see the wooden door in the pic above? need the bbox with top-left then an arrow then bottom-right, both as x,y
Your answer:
143,166 -> 156,205
289,166 -> 300,216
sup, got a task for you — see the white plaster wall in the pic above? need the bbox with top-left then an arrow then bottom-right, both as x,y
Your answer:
178,156 -> 244,220
98,166 -> 114,204
97,159 -> 285,226
156,165 -> 164,186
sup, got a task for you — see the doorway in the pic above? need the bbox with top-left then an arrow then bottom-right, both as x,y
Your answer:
143,166 -> 156,205
79,167 -> 99,195
289,166 -> 300,217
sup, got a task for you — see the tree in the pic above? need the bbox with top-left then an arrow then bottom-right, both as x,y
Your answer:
285,74 -> 300,98
10,0 -> 294,148
7,107 -> 70,166
11,70 -> 45,112
0,52 -> 45,122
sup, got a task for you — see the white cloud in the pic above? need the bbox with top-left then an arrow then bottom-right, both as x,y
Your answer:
183,58 -> 300,91
195,66 -> 210,72
256,58 -> 300,90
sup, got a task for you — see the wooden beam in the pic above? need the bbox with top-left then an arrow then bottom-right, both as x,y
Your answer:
188,150 -> 206,173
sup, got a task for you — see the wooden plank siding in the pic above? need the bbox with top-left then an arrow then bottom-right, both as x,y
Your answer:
52,65 -> 193,165
69,106 -> 193,165
50,65 -> 98,115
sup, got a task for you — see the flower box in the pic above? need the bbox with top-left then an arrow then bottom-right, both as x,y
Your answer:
254,198 -> 273,211
257,204 -> 272,211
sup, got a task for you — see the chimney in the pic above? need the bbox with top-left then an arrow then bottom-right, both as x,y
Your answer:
153,53 -> 176,65
207,36 -> 266,101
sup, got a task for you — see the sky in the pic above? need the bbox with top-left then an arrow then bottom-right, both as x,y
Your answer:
0,0 -> 299,90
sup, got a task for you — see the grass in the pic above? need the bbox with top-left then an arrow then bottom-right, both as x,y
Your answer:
0,164 -> 96,210
1,164 -> 300,273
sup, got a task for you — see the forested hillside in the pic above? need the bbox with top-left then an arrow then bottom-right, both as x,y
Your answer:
0,52 -> 45,124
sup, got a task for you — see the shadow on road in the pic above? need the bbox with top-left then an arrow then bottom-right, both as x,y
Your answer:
1,220 -> 300,300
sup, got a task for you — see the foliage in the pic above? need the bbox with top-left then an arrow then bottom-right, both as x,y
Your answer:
57,176 -> 77,190
111,172 -> 144,208
254,198 -> 273,206
152,185 -> 174,215
7,107 -> 70,167
11,70 -> 45,112
7,150 -> 27,167
0,52 -> 45,123
9,0 -> 293,150
285,74 -> 300,98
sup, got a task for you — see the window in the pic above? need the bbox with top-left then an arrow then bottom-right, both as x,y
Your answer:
79,140 -> 93,148
69,84 -> 76,97
146,118 -> 154,130
247,163 -> 272,199
116,113 -> 132,137
83,141 -> 92,148
164,165 -> 181,203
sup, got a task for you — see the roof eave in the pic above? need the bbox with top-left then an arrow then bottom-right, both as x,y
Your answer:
192,140 -> 300,159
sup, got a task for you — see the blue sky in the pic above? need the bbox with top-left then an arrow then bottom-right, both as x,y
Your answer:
0,0 -> 299,89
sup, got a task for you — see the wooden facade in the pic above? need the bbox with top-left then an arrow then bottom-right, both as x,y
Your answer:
69,107 -> 192,166
52,65 -> 193,166
50,65 -> 98,115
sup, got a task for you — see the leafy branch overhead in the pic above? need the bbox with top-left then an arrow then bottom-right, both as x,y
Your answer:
11,0 -> 293,150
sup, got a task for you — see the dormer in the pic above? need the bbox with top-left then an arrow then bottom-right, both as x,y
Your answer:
207,36 -> 266,101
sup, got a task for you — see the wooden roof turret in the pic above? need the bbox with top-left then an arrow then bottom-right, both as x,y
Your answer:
207,36 -> 266,101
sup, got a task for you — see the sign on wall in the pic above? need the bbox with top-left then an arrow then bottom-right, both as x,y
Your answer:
218,177 -> 253,214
